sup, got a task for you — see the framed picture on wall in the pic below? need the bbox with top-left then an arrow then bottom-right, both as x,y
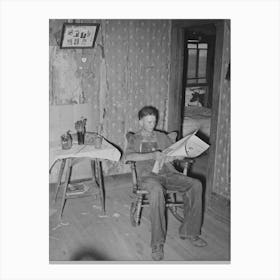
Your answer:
60,23 -> 100,49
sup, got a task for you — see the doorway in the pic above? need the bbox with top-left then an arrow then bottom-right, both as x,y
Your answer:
168,20 -> 230,221
181,24 -> 216,143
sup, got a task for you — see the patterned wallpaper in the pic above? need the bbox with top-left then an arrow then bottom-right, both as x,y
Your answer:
49,19 -> 171,175
101,20 -> 171,147
212,21 -> 230,199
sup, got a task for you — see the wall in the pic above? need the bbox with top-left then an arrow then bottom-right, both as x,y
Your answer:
212,21 -> 230,198
207,20 -> 230,205
49,19 -> 172,180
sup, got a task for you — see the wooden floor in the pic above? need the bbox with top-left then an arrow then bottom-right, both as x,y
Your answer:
49,172 -> 230,263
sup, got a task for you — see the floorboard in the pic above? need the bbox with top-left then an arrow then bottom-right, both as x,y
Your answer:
49,172 -> 230,262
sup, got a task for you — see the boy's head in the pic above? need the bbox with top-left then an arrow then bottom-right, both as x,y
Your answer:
138,106 -> 159,133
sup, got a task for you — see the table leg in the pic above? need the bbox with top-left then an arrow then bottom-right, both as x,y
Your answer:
92,159 -> 105,214
59,158 -> 72,221
54,159 -> 66,202
91,160 -> 97,185
49,159 -> 58,175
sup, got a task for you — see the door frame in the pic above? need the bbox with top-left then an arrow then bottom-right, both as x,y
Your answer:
168,19 -> 227,211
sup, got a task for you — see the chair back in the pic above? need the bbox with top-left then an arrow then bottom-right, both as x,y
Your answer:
167,131 -> 177,143
125,132 -> 138,193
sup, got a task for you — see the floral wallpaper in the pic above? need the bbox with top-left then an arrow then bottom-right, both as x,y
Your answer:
101,20 -> 171,148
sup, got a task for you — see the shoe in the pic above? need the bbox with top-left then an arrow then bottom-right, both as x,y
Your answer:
151,244 -> 164,261
180,236 -> 208,247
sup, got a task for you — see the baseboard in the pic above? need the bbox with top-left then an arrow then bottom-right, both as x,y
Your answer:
207,192 -> 230,224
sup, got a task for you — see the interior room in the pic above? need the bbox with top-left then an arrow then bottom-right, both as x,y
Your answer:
49,19 -> 230,262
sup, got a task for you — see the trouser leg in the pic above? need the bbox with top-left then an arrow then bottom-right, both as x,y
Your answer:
180,178 -> 203,237
141,176 -> 166,248
165,173 -> 203,237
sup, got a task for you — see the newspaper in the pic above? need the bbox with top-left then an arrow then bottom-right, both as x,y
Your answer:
152,131 -> 210,173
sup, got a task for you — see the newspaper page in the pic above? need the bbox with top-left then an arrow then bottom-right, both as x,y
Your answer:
152,131 -> 210,173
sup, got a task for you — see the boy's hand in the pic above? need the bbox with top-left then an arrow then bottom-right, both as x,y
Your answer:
168,156 -> 185,161
161,155 -> 186,163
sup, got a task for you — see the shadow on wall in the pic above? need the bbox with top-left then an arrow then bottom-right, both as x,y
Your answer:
70,247 -> 111,261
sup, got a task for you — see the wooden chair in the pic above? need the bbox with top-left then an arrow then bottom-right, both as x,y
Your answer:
125,131 -> 194,226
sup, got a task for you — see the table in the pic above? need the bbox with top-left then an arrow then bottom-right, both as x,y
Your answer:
49,138 -> 121,220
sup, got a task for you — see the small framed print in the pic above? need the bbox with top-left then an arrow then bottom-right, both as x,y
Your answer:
60,23 -> 100,49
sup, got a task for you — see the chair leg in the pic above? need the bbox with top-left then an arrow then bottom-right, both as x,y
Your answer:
91,160 -> 97,184
58,159 -> 72,221
54,159 -> 66,203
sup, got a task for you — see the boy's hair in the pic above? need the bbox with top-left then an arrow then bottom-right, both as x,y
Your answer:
138,106 -> 159,120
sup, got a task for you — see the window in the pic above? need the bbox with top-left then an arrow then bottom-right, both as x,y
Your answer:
186,40 -> 208,85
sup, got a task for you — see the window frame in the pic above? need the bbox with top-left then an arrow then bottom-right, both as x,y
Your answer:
186,40 -> 208,86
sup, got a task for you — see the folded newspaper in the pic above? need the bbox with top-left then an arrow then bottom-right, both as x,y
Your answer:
152,131 -> 210,173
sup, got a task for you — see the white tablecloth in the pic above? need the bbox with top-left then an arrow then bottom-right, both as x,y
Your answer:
49,138 -> 121,169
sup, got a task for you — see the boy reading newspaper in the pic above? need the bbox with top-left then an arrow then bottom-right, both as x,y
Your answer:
125,106 -> 209,261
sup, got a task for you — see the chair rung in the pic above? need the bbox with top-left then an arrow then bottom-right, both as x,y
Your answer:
166,202 -> 183,207
142,203 -> 150,206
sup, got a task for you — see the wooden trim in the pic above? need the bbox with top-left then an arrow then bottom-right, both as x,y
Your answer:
205,35 -> 215,108
167,23 -> 185,137
207,192 -> 230,224
205,22 -> 225,209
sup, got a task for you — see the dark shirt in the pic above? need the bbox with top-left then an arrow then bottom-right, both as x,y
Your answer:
125,130 -> 178,177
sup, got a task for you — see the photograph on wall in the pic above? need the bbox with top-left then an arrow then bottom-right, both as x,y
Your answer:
60,23 -> 100,48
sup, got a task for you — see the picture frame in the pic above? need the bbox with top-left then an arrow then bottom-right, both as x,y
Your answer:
60,23 -> 100,49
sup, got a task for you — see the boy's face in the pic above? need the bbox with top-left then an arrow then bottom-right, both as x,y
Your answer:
139,115 -> 156,133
